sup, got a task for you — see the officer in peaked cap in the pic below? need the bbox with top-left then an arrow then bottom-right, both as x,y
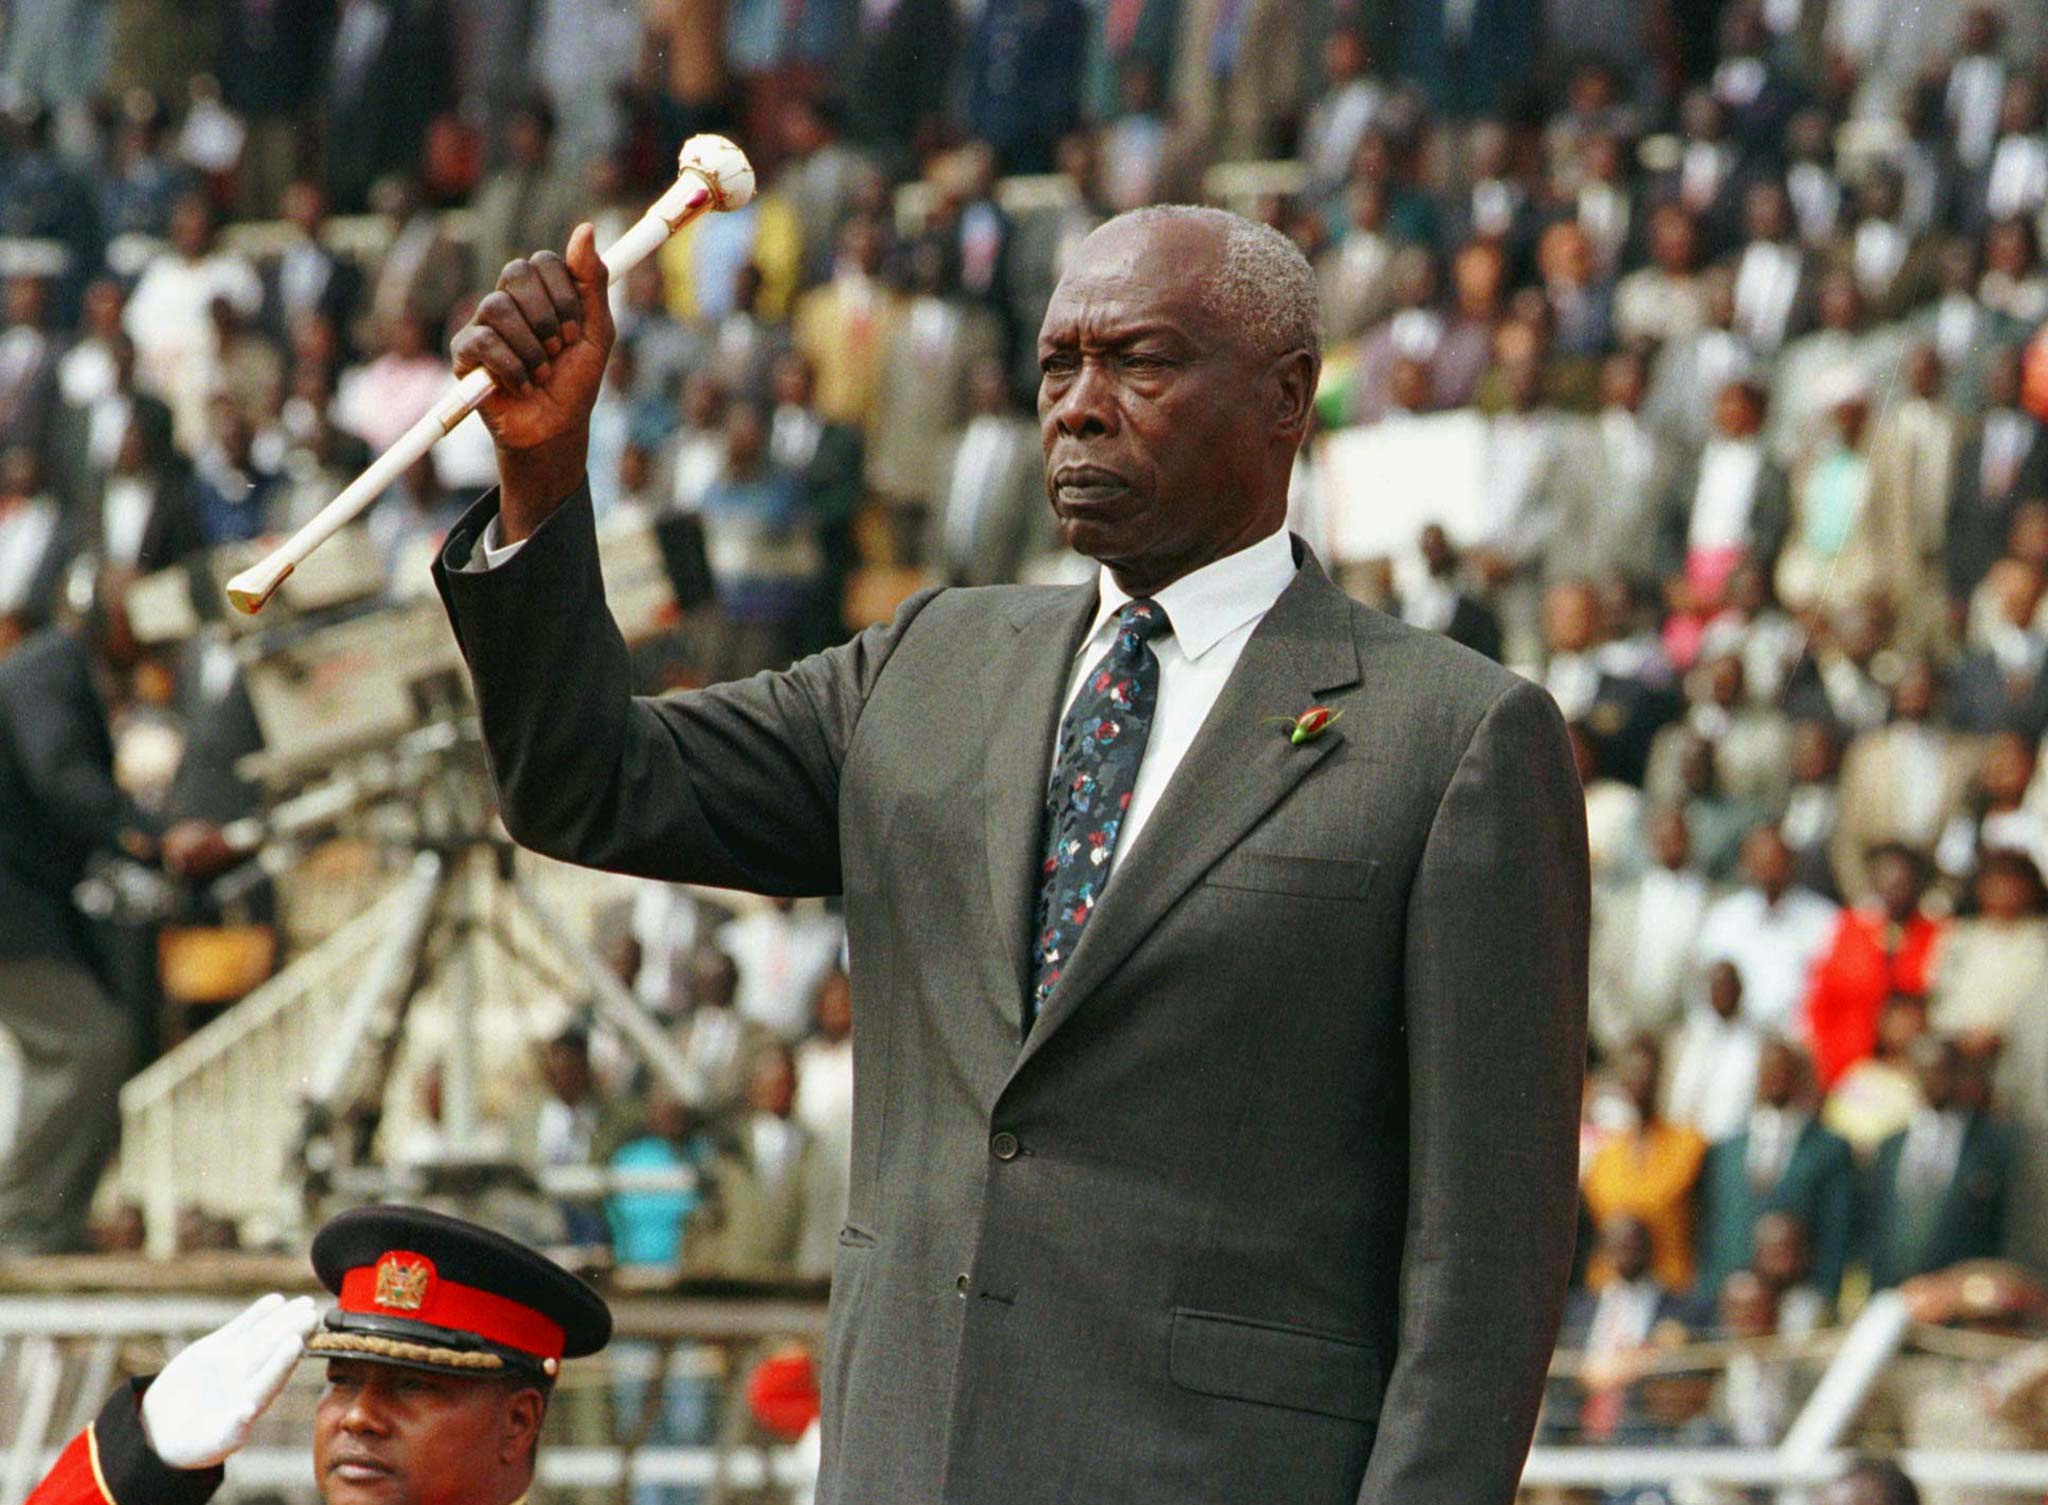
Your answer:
28,1205 -> 612,1505
308,1205 -> 612,1505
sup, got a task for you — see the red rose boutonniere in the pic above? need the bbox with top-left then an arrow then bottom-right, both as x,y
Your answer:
1263,705 -> 1343,744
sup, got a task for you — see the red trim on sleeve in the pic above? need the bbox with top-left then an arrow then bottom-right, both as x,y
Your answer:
25,1427 -> 112,1505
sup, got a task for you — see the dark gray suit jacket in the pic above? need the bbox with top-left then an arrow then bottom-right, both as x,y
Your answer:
433,484 -> 1589,1505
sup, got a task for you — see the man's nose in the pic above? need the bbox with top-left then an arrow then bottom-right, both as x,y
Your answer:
339,1385 -> 393,1435
1051,362 -> 1117,439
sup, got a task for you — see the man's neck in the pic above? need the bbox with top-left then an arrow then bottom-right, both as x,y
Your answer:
1103,510 -> 1288,598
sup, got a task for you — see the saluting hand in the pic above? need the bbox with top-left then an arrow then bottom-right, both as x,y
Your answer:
140,1293 -> 321,1471
451,222 -> 617,544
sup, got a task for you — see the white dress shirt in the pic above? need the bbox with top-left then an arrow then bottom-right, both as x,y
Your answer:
718,904 -> 846,1042
1679,142 -> 1729,212
1886,723 -> 1950,845
101,476 -> 155,568
1734,241 -> 1802,352
1852,220 -> 1906,300
1666,1006 -> 1763,1142
1689,439 -> 1766,553
1745,1105 -> 1808,1190
1787,161 -> 1841,245
770,404 -> 823,472
536,1096 -> 596,1168
1600,409 -> 1655,502
1586,1277 -> 1664,1358
1629,867 -> 1712,1016
1898,1106 -> 1965,1195
1056,525 -> 1298,866
1947,55 -> 2006,169
1696,886 -> 1840,1032
1986,134 -> 2048,221
0,497 -> 57,615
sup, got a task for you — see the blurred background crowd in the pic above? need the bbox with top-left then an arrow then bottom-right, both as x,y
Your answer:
6,0 -> 2048,1496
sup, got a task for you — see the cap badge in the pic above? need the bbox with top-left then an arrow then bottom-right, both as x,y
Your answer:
373,1254 -> 433,1311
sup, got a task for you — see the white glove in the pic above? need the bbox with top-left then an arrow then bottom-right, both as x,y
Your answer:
140,1293 -> 321,1470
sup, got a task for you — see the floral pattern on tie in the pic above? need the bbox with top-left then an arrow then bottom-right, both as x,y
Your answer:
1028,599 -> 1170,1032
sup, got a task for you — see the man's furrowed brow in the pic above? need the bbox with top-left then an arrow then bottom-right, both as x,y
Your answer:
1041,320 -> 1193,354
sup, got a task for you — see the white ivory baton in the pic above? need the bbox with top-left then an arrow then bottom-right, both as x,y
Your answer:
225,134 -> 756,614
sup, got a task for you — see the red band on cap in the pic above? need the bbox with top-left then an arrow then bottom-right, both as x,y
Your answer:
339,1251 -> 566,1362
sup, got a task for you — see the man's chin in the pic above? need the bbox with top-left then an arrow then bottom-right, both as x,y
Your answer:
1056,511 -> 1140,564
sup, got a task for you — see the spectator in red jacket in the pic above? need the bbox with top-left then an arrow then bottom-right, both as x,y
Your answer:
1804,844 -> 1945,1090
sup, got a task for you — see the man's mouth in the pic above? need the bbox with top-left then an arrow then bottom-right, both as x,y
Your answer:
327,1454 -> 398,1485
1052,464 -> 1131,506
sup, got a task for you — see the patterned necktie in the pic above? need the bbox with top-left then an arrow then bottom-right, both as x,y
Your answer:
1027,599 -> 1171,1034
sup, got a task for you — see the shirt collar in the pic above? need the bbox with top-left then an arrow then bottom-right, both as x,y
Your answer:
1082,525 -> 1297,663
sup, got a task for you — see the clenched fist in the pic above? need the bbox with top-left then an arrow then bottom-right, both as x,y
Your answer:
451,221 -> 617,543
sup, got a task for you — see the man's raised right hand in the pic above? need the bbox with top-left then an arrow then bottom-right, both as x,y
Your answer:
451,221 -> 617,543
140,1293 -> 320,1470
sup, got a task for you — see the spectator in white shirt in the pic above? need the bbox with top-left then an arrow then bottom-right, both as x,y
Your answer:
1730,179 -> 1809,354
122,191 -> 263,451
659,370 -> 729,516
1675,380 -> 1790,627
719,897 -> 847,1043
1946,8 -> 2010,173
0,445 -> 62,629
1593,808 -> 1713,1056
629,881 -> 716,1017
1666,959 -> 1765,1142
528,1024 -> 628,1247
670,946 -> 777,1122
1297,28 -> 1383,197
1698,826 -> 1840,1033
1976,76 -> 2048,228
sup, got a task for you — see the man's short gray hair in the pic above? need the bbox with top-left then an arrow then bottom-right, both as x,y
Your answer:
1105,204 -> 1322,366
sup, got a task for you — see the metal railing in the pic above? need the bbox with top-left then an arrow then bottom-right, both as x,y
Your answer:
10,1285 -> 2048,1502
113,881 -> 419,1257
108,847 -> 687,1255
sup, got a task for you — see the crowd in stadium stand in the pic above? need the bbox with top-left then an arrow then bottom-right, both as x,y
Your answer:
5,0 -> 2048,1482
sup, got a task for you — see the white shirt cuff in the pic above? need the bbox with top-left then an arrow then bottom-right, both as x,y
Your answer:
479,515 -> 528,569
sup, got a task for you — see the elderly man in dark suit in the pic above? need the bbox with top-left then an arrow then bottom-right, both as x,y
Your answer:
433,206 -> 1588,1505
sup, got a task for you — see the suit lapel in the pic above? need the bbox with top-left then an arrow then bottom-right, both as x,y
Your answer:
1010,550 -> 1363,1077
982,582 -> 1100,1031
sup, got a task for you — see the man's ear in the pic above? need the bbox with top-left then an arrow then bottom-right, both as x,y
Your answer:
500,1385 -> 547,1466
1270,347 -> 1318,443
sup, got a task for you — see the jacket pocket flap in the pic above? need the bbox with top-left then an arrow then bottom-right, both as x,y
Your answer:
1169,1308 -> 1381,1424
1203,851 -> 1377,901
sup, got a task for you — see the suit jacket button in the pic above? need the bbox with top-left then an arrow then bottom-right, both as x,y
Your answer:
956,1273 -> 970,1297
991,1131 -> 1020,1161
